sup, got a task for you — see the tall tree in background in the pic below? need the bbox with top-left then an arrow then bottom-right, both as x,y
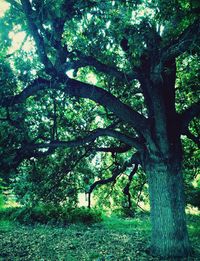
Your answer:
0,0 -> 199,258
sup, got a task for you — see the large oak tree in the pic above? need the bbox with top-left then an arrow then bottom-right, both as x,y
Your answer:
0,0 -> 200,258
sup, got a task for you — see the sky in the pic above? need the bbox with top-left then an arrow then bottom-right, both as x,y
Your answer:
0,1 -> 35,53
0,0 -> 10,18
0,0 -> 98,85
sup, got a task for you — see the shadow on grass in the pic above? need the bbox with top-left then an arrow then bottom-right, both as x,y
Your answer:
0,214 -> 199,261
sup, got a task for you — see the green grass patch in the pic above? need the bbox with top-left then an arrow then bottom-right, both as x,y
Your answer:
102,215 -> 151,234
0,214 -> 199,260
0,220 -> 15,232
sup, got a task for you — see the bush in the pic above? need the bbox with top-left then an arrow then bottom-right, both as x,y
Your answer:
186,188 -> 200,209
0,207 -> 18,220
69,207 -> 102,224
0,204 -> 102,225
112,207 -> 135,218
11,204 -> 65,225
0,194 -> 4,210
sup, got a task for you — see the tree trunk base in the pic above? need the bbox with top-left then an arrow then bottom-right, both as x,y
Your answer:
149,245 -> 193,259
145,245 -> 194,259
145,157 -> 192,259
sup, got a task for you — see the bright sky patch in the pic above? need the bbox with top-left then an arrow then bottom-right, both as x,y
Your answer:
0,0 -> 10,18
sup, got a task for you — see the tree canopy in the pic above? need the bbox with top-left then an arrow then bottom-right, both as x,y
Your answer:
0,0 -> 199,177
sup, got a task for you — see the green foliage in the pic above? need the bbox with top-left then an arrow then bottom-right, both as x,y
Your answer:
69,207 -> 102,224
0,0 -> 198,203
93,164 -> 148,215
0,204 -> 102,225
0,207 -> 17,221
10,205 -> 63,225
0,195 -> 4,210
176,54 -> 200,112
112,206 -> 136,218
13,150 -> 84,206
182,136 -> 200,209
186,187 -> 200,208
0,178 -> 7,210
0,220 -> 15,233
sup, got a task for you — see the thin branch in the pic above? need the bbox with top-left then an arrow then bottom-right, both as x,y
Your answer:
0,146 -> 55,181
66,51 -> 138,81
184,130 -> 200,148
87,166 -> 120,208
96,144 -> 132,153
162,20 -> 200,61
136,181 -> 146,206
123,164 -> 138,209
87,152 -> 140,208
21,0 -> 54,73
44,148 -> 91,199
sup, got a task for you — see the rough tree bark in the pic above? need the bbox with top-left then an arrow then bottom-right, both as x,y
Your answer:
143,151 -> 191,257
137,43 -> 195,256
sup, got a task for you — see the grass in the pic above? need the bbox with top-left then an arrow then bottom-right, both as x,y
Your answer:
0,220 -> 15,231
0,215 -> 199,261
102,215 -> 151,234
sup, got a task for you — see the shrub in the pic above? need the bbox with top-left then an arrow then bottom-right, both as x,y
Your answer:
69,207 -> 102,224
112,207 -> 135,218
12,204 -> 64,225
0,204 -> 102,225
186,188 -> 200,209
0,207 -> 18,220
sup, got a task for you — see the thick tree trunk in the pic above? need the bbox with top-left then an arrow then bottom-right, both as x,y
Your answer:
145,156 -> 191,258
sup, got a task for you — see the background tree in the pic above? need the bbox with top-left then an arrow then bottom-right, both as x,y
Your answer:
0,0 -> 199,258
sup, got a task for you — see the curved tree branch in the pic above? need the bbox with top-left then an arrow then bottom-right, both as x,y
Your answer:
123,164 -> 138,209
162,20 -> 200,61
1,77 -> 149,135
1,78 -> 51,106
183,129 -> 200,148
20,0 -> 139,82
96,144 -> 132,153
5,1 -> 149,138
180,100 -> 200,134
87,152 -> 140,208
22,128 -> 144,151
0,146 -> 55,181
65,51 -> 138,81
65,78 -> 148,133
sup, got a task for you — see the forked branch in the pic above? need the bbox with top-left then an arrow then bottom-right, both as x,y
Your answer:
87,153 -> 140,208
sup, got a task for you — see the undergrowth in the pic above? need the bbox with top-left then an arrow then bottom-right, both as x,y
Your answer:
0,214 -> 199,261
0,204 -> 102,225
